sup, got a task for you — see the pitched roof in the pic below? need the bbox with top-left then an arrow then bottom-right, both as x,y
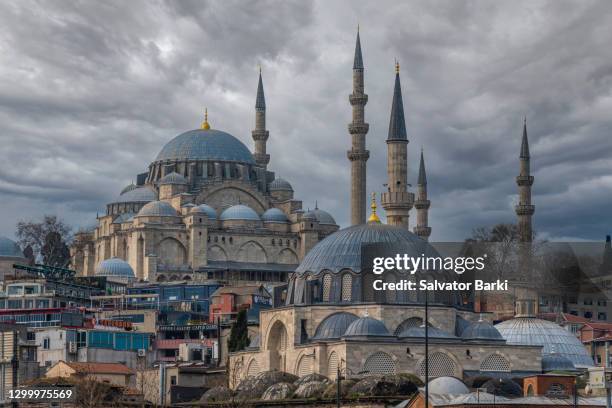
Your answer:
561,313 -> 590,323
211,285 -> 269,297
581,322 -> 612,331
64,361 -> 133,375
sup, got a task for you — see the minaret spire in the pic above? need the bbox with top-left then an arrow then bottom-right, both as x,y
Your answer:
414,148 -> 431,240
516,117 -> 535,242
381,62 -> 413,228
252,68 -> 270,170
347,28 -> 370,225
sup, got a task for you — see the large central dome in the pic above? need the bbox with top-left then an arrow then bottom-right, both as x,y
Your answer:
155,128 -> 255,164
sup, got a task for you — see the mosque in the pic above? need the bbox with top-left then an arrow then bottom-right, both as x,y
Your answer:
227,30 -> 593,384
69,70 -> 340,283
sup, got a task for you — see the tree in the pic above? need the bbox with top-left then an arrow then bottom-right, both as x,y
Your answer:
16,215 -> 72,267
227,310 -> 249,353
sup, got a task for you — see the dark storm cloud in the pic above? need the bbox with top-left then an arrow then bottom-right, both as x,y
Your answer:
0,0 -> 610,242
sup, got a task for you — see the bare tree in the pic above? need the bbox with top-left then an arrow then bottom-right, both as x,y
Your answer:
73,374 -> 120,408
16,215 -> 72,267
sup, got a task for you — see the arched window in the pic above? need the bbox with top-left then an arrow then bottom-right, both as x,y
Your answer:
296,354 -> 314,377
394,317 -> 424,335
322,274 -> 332,302
341,274 -> 352,302
246,359 -> 260,378
418,352 -> 459,379
480,353 -> 511,372
328,351 -> 339,379
363,351 -> 396,375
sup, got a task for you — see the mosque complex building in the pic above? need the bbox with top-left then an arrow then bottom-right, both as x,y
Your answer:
58,27 -> 594,384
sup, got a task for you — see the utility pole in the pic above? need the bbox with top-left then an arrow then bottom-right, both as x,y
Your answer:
425,281 -> 429,408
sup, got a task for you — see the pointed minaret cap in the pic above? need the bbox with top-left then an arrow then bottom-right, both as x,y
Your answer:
201,108 -> 210,130
418,148 -> 427,185
353,26 -> 363,70
387,62 -> 407,141
520,117 -> 530,159
255,68 -> 266,110
367,192 -> 381,224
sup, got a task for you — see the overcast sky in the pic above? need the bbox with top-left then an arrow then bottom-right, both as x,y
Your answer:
0,0 -> 611,242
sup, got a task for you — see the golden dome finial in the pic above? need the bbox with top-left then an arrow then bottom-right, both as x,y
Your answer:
395,59 -> 400,74
201,107 -> 210,130
368,192 -> 381,224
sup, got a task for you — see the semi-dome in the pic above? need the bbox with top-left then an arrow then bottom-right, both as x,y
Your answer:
303,208 -> 336,226
496,317 -> 593,367
399,325 -> 458,340
428,377 -> 469,395
542,353 -> 575,372
95,257 -> 135,278
312,312 -> 358,340
0,237 -> 24,258
261,208 -> 289,223
461,319 -> 505,342
220,205 -> 260,221
343,316 -> 392,338
158,172 -> 187,185
296,223 -> 432,274
136,201 -> 178,217
269,177 -> 293,192
155,129 -> 255,164
113,186 -> 157,203
191,204 -> 217,220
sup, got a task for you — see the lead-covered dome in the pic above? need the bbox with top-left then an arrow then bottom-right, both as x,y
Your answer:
312,312 -> 358,340
428,377 -> 469,395
113,186 -> 157,203
136,201 -> 178,217
496,317 -> 593,368
155,129 -> 255,164
269,177 -> 293,192
296,223 -> 432,274
192,204 -> 217,220
0,237 -> 24,258
158,172 -> 187,185
399,325 -> 458,340
262,208 -> 289,223
343,316 -> 392,338
303,208 -> 336,226
220,205 -> 260,221
461,319 -> 505,342
95,257 -> 135,278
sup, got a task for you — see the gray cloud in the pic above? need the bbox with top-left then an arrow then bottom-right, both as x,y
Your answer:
0,0 -> 611,242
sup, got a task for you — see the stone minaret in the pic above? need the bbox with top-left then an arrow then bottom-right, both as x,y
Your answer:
516,118 -> 535,242
347,28 -> 370,225
381,63 -> 413,227
413,149 -> 431,240
252,69 -> 270,169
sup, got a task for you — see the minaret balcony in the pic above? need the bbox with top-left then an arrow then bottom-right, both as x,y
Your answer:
516,175 -> 534,186
349,94 -> 368,105
253,153 -> 270,165
381,191 -> 414,210
251,129 -> 269,141
348,123 -> 369,135
414,199 -> 431,210
515,204 -> 535,216
347,150 -> 370,161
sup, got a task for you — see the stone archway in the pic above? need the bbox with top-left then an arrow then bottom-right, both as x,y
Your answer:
267,320 -> 288,372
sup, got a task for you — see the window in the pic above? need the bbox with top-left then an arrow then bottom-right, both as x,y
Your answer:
322,275 -> 332,302
170,376 -> 177,386
363,352 -> 396,375
599,312 -> 607,321
480,353 -> 511,372
584,299 -> 593,305
43,338 -> 50,349
341,274 -> 352,302
418,352 -> 458,379
585,311 -> 593,319
598,300 -> 608,307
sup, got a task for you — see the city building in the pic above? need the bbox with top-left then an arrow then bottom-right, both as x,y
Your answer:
45,361 -> 134,387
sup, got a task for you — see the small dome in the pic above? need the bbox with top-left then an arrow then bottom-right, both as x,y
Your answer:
303,208 -> 336,225
542,353 -> 575,372
399,325 -> 458,340
192,204 -> 217,220
95,257 -> 135,278
461,319 -> 505,341
269,177 -> 293,192
120,183 -> 138,195
220,205 -> 260,221
302,211 -> 317,221
113,186 -> 157,203
261,208 -> 289,223
158,172 -> 188,185
428,377 -> 469,395
136,201 -> 178,217
312,313 -> 358,340
0,237 -> 24,258
112,213 -> 135,224
343,316 -> 392,338
182,203 -> 195,208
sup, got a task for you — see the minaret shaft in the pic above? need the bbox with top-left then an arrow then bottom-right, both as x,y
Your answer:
414,150 -> 431,240
516,119 -> 535,242
348,30 -> 369,225
252,72 -> 270,169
